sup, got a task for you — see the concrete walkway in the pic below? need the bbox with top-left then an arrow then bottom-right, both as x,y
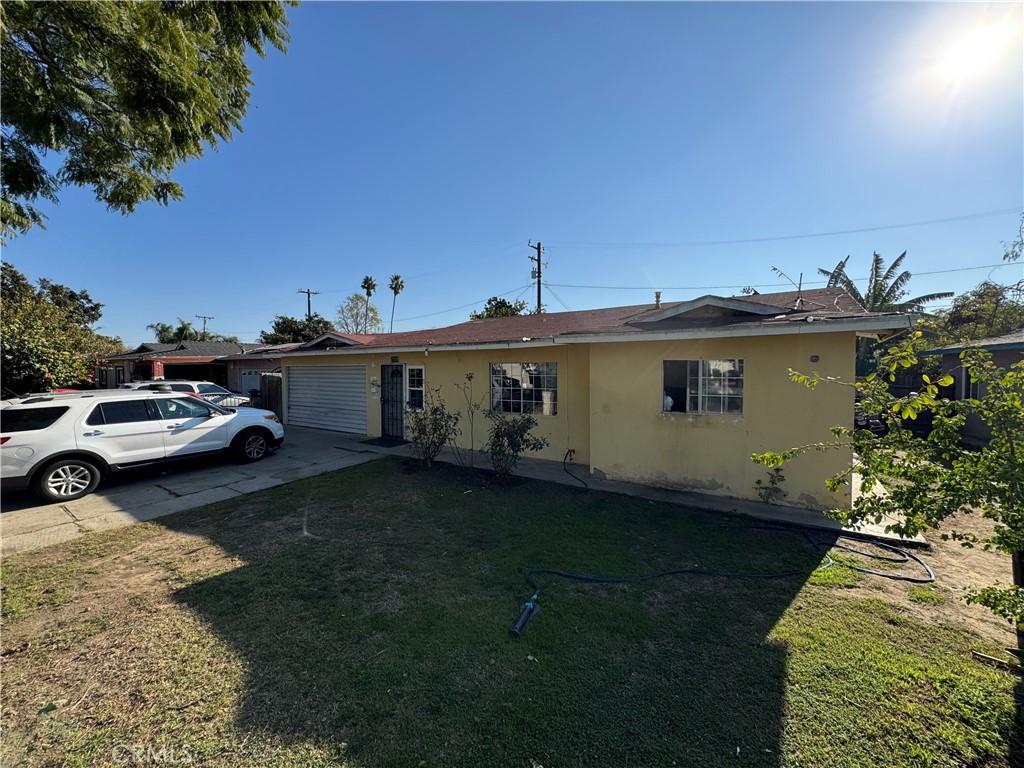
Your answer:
1,428 -> 381,555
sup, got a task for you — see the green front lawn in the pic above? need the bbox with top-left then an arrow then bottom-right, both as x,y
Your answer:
2,458 -> 1019,767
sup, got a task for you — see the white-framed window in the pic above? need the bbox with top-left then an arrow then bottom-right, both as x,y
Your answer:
406,365 -> 425,410
662,359 -> 744,415
489,362 -> 558,416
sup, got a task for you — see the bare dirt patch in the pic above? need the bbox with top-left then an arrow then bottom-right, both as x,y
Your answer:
837,512 -> 1014,646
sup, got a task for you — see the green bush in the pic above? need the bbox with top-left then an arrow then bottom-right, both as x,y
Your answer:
406,390 -> 460,467
484,411 -> 548,479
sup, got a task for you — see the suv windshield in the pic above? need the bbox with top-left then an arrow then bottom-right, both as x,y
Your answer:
2,406 -> 70,432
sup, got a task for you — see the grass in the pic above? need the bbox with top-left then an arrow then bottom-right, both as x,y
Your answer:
1,458 -> 1019,768
909,585 -> 948,606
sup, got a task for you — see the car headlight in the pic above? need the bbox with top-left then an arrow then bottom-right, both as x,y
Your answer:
263,414 -> 280,423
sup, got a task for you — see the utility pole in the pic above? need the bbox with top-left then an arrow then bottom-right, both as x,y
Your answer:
195,314 -> 214,335
528,241 -> 544,314
297,288 -> 320,320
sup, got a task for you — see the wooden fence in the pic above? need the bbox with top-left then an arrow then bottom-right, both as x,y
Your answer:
253,372 -> 283,418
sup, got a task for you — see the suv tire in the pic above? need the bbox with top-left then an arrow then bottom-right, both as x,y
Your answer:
35,458 -> 102,502
232,428 -> 273,463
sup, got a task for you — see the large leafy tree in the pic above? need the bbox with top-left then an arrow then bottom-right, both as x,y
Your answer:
754,332 -> 1024,643
819,252 -> 953,312
936,281 -> 1024,344
819,252 -> 953,373
0,1 -> 293,240
259,313 -> 335,344
470,296 -> 529,320
337,294 -> 381,335
1,265 -> 123,394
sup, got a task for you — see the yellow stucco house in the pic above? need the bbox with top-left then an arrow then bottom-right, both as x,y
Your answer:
278,288 -> 912,510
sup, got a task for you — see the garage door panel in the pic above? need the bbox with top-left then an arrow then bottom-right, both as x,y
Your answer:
286,365 -> 367,433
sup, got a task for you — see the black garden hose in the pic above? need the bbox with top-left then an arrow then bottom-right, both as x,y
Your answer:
510,523 -> 934,637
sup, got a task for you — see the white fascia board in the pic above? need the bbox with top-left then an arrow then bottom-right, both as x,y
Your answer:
558,315 -> 914,344
281,337 -> 562,358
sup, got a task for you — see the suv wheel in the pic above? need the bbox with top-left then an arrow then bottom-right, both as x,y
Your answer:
36,459 -> 102,502
233,428 -> 271,463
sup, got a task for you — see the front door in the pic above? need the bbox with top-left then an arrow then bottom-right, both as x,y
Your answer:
380,365 -> 405,439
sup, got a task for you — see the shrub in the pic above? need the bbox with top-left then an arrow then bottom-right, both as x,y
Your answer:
406,389 -> 460,468
484,411 -> 548,479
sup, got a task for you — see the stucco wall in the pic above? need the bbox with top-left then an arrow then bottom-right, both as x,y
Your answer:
281,345 -> 591,463
587,333 -> 857,508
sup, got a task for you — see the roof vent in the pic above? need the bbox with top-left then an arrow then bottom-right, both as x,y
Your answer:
655,291 -> 662,308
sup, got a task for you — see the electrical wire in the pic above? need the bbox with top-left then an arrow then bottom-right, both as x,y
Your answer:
544,208 -> 1019,249
546,262 -> 1019,292
394,283 -> 533,324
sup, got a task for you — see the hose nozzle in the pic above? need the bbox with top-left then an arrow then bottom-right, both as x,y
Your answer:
510,597 -> 540,638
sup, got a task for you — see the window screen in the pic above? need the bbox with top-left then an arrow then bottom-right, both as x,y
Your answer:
490,363 -> 557,416
2,406 -> 70,432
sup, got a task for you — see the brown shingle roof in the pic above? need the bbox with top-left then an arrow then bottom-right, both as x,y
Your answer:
287,287 -> 897,353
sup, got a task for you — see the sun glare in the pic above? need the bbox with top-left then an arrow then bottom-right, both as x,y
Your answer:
928,18 -> 1019,92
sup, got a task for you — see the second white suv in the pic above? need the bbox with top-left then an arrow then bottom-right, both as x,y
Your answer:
1,390 -> 285,502
121,380 -> 251,408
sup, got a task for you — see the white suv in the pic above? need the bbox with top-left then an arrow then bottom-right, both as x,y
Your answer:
121,380 -> 251,408
1,390 -> 285,502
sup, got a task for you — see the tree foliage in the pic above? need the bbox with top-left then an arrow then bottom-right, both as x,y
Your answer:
388,273 -> 404,333
147,319 -> 238,344
0,1 -> 293,240
258,313 -> 335,344
471,296 -> 529,320
935,282 -> 1024,344
1,265 -> 123,394
337,294 -> 382,334
753,330 -> 1024,629
819,252 -> 953,313
818,252 -> 953,374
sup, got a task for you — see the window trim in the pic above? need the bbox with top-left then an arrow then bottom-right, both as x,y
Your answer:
489,362 -> 558,416
405,365 -> 425,411
662,358 -> 744,417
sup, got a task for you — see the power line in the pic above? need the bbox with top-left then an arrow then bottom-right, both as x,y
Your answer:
545,284 -> 572,312
546,262 -> 1019,292
394,283 -> 534,324
544,208 -> 1019,250
195,314 -> 214,333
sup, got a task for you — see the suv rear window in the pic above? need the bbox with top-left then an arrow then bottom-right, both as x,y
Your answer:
2,406 -> 70,432
142,383 -> 193,392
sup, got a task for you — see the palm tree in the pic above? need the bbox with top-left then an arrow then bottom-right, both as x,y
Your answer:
819,252 -> 953,374
361,276 -> 377,334
818,252 -> 952,312
388,274 -> 404,333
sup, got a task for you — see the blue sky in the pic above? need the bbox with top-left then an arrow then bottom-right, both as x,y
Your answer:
5,1 -> 1022,345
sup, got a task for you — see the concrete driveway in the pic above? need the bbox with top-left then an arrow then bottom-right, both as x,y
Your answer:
1,427 -> 381,555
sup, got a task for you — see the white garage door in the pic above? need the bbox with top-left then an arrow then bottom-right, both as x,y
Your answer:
286,365 -> 368,433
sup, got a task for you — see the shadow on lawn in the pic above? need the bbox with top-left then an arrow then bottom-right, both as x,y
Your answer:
167,461 -> 832,767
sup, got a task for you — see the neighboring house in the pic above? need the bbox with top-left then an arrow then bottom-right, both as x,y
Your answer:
278,287 -> 913,509
96,341 -> 264,388
923,328 -> 1024,444
219,343 -> 302,394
